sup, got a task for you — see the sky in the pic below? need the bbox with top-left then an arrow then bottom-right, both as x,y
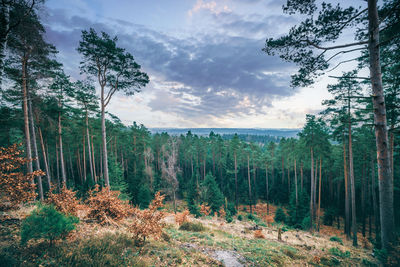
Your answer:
40,0 -> 360,129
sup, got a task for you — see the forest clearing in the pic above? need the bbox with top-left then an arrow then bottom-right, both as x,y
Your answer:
1,0 -> 400,266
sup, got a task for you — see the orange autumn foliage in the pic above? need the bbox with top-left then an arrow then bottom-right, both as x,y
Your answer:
129,192 -> 166,246
0,144 -> 41,210
175,209 -> 190,225
46,184 -> 80,216
86,185 -> 133,225
218,206 -> 226,218
200,204 -> 211,216
254,229 -> 265,239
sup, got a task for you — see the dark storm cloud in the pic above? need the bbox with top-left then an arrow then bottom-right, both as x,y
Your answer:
42,7 -> 296,119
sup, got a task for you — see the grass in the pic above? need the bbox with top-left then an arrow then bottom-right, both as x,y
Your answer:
329,235 -> 343,245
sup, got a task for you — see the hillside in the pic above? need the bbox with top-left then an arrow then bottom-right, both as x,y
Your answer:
0,201 -> 382,267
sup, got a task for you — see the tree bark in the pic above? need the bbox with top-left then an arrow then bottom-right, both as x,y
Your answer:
317,158 -> 322,232
310,147 -> 314,232
38,127 -> 51,188
86,110 -> 94,182
101,90 -> 110,186
266,163 -> 269,215
28,96 -> 43,200
348,95 -> 357,246
371,152 -> 379,244
294,158 -> 298,206
247,154 -> 252,214
367,0 -> 395,249
343,139 -> 350,239
234,152 -> 238,210
91,135 -> 97,182
58,110 -> 66,184
21,57 -> 33,176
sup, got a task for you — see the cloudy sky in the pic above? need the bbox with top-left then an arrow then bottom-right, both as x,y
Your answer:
40,0 -> 352,128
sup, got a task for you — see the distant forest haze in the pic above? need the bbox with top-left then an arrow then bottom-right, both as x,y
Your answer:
0,1 -> 400,265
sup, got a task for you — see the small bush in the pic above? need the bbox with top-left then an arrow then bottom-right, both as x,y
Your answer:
218,206 -> 226,217
188,202 -> 201,217
175,209 -> 190,225
274,207 -> 286,223
86,185 -> 133,225
247,213 -> 255,220
226,213 -> 233,223
237,214 -> 243,221
330,236 -> 343,245
21,204 -> 79,246
329,247 -> 350,258
200,204 -> 211,216
129,192 -> 166,246
46,185 -> 80,216
301,216 -> 311,230
179,221 -> 205,232
254,229 -> 265,239
227,202 -> 237,216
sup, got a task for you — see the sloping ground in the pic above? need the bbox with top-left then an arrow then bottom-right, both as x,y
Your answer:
0,204 -> 381,266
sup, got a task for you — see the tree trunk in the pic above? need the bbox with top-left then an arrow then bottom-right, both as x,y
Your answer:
371,153 -> 379,244
348,100 -> 357,246
82,133 -> 86,182
266,163 -> 269,215
317,158 -> 322,232
91,135 -> 97,182
247,154 -> 252,214
300,161 -> 303,192
21,57 -> 33,176
58,110 -> 66,184
294,158 -> 298,206
343,139 -> 350,239
281,156 -> 284,184
234,152 -> 238,210
310,147 -> 314,232
55,141 -> 60,188
86,110 -> 94,182
38,127 -> 51,188
101,93 -> 110,186
368,0 -> 395,249
28,96 -> 43,200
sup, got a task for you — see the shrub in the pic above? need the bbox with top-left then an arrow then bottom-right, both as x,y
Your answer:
0,144 -> 40,209
274,207 -> 286,223
137,184 -> 151,208
175,209 -> 190,225
21,205 -> 79,246
46,185 -> 80,216
200,174 -> 224,213
254,229 -> 265,239
86,185 -> 133,225
330,236 -> 343,245
301,216 -> 311,230
247,213 -> 255,220
218,206 -> 226,217
200,204 -> 211,216
179,221 -> 205,232
329,247 -> 350,258
129,192 -> 166,246
323,206 -> 337,226
237,214 -> 243,221
227,202 -> 237,216
286,190 -> 309,226
226,210 -> 233,223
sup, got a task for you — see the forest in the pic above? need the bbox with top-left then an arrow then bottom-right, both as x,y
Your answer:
0,0 -> 399,266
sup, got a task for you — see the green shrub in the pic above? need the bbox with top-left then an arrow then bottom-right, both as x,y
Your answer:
137,184 -> 152,208
274,207 -> 286,223
227,202 -> 237,216
237,214 -> 243,221
323,206 -> 337,226
329,247 -> 350,258
329,236 -> 343,245
225,210 -> 233,223
179,221 -> 205,232
287,190 -> 309,226
200,174 -> 224,213
301,216 -> 311,230
21,205 -> 79,246
247,213 -> 255,221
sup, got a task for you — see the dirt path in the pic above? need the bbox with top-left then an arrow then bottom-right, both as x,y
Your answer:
180,242 -> 245,267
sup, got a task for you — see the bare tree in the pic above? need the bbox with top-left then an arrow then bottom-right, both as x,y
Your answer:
161,138 -> 180,214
